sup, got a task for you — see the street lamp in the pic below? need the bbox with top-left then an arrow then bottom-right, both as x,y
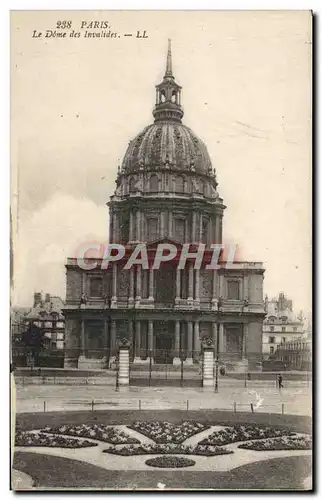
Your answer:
214,297 -> 223,393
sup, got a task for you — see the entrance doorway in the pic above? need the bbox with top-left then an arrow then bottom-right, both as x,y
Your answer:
154,320 -> 174,364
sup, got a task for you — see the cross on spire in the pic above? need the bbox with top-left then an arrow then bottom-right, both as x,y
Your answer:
165,38 -> 173,78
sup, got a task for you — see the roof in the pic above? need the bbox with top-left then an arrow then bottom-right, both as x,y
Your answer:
26,296 -> 65,321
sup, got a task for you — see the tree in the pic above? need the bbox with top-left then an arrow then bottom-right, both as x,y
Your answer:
21,322 -> 46,367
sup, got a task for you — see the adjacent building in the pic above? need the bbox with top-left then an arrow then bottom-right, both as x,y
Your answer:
262,292 -> 305,359
25,292 -> 65,349
63,41 -> 266,372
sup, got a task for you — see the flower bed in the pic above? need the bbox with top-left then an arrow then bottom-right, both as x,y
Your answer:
145,456 -> 196,468
199,425 -> 295,446
15,430 -> 97,448
128,421 -> 209,444
103,442 -> 233,457
238,435 -> 312,451
40,424 -> 140,444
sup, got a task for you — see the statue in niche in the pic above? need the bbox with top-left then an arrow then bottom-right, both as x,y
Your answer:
210,184 -> 219,199
115,183 -> 122,196
192,177 -> 200,192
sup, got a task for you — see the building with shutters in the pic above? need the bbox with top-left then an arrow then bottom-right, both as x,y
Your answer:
63,41 -> 266,372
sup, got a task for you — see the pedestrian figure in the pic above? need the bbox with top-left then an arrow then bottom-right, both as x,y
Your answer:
277,373 -> 283,389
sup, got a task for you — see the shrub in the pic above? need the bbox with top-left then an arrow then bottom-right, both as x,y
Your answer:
41,424 -> 140,444
145,456 -> 196,468
15,430 -> 97,448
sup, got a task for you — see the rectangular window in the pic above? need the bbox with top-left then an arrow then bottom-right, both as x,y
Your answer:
282,326 -> 286,332
227,280 -> 240,300
269,336 -> 275,344
270,346 -> 274,354
90,277 -> 103,297
293,327 -> 297,332
270,326 -> 274,332
282,337 -> 286,343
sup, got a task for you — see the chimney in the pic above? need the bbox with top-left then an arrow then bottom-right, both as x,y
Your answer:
45,293 -> 51,303
34,292 -> 42,307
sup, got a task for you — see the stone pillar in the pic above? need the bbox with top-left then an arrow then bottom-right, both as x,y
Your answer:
128,320 -> 134,346
113,212 -> 118,243
219,271 -> 224,298
192,212 -> 196,242
160,212 -> 165,238
129,212 -> 134,242
194,269 -> 200,306
194,320 -> 200,359
110,319 -> 117,358
128,267 -> 135,306
103,319 -> 108,366
219,323 -> 224,353
202,343 -> 215,388
173,320 -> 181,364
243,272 -> 249,303
136,210 -> 141,241
186,321 -> 193,364
64,317 -> 79,368
215,216 -> 220,243
118,343 -> 130,390
211,270 -> 218,310
168,211 -> 173,237
175,267 -> 181,304
147,320 -> 154,363
148,267 -> 154,302
212,321 -> 217,349
111,263 -> 118,308
80,318 -> 85,357
134,320 -> 141,361
243,323 -> 248,359
135,266 -> 141,306
187,262 -> 194,305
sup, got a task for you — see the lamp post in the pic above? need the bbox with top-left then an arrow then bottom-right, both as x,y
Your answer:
214,297 -> 223,393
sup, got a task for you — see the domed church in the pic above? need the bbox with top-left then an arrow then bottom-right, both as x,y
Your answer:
64,41 -> 265,372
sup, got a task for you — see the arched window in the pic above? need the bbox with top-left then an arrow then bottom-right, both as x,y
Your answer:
149,174 -> 158,192
171,91 -> 177,103
175,175 -> 184,193
129,176 -> 137,192
147,218 -> 159,241
161,91 -> 166,103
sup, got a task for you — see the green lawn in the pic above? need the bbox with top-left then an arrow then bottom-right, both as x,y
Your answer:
13,452 -> 312,490
15,409 -> 312,434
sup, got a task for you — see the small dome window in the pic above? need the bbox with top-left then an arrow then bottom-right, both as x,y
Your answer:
149,174 -> 158,192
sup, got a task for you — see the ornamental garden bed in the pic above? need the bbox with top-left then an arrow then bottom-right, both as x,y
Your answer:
40,424 -> 140,444
103,443 -> 233,457
145,456 -> 196,468
127,420 -> 209,444
15,430 -> 97,448
199,425 -> 295,446
238,435 -> 312,451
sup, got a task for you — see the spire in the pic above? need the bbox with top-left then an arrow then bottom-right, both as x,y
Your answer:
165,38 -> 173,78
153,40 -> 183,123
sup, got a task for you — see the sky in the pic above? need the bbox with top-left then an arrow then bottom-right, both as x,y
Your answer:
10,10 -> 312,314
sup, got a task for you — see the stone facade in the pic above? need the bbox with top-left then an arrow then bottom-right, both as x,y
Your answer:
63,41 -> 266,372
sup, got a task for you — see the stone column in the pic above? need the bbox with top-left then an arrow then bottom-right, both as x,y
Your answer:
148,267 -> 154,302
187,262 -> 194,305
80,318 -> 85,357
135,266 -> 141,306
202,343 -> 215,389
134,320 -> 141,361
118,343 -> 130,390
186,321 -> 193,364
215,216 -> 220,243
103,319 -> 108,367
160,212 -> 165,238
147,320 -> 154,363
113,212 -> 118,243
111,263 -> 118,308
110,319 -> 117,358
128,320 -> 134,346
64,317 -> 79,368
129,212 -> 134,242
219,270 -> 225,298
136,210 -> 141,241
168,211 -> 173,237
175,267 -> 181,304
173,320 -> 181,364
212,321 -> 217,349
192,212 -> 196,242
128,267 -> 135,306
219,323 -> 224,353
243,323 -> 248,359
211,270 -> 218,310
194,269 -> 200,307
194,320 -> 200,359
